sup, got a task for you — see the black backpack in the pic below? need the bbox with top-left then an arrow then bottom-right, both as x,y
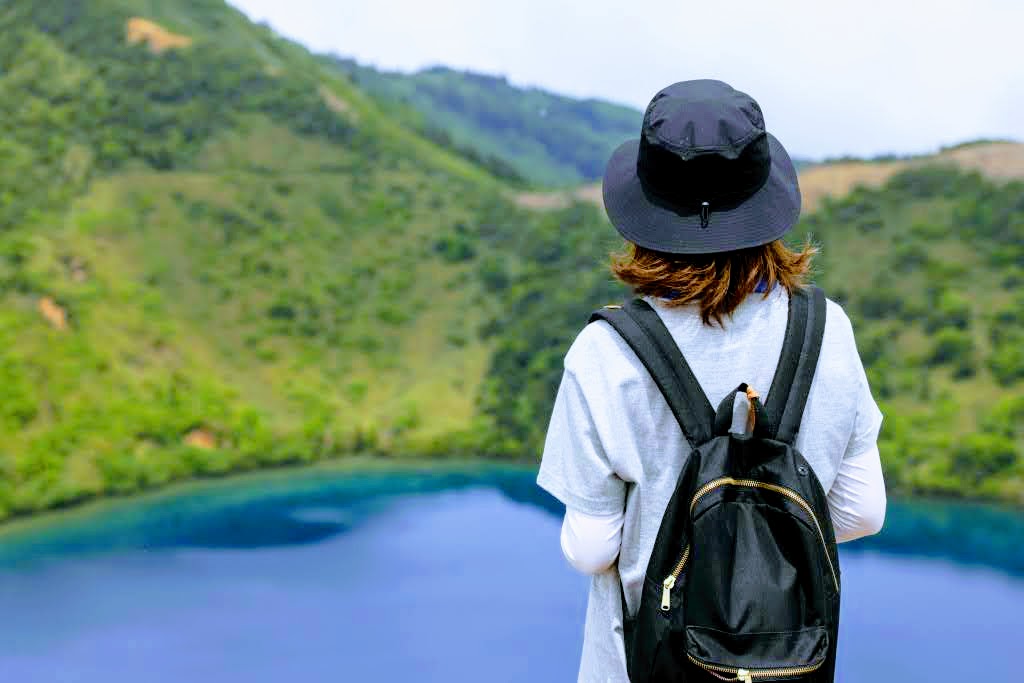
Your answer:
589,286 -> 840,683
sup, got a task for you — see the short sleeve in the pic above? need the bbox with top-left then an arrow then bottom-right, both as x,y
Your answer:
536,367 -> 627,516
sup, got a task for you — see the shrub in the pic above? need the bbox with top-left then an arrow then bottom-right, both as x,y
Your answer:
340,382 -> 366,406
981,395 -> 1024,439
989,297 -> 1024,343
831,189 -> 881,226
857,326 -> 894,367
858,287 -> 904,319
393,402 -> 421,433
922,259 -> 969,285
267,302 -> 296,320
925,290 -> 971,332
927,327 -> 974,368
478,254 -> 510,291
888,166 -> 980,200
376,303 -> 411,325
1001,267 -> 1022,290
988,340 -> 1024,386
95,452 -> 147,495
891,242 -> 929,270
446,330 -> 468,347
951,433 -> 1018,484
0,357 -> 38,428
433,233 -> 476,262
909,220 -> 948,240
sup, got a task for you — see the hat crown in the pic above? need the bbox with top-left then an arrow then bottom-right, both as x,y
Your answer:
643,80 -> 765,160
600,78 -> 801,255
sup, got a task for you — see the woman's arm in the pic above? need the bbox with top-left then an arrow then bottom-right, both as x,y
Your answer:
826,443 -> 886,542
828,307 -> 887,543
559,507 -> 624,575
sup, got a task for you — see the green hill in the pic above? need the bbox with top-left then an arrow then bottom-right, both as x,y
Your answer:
328,59 -> 643,187
0,0 -> 1020,524
487,163 -> 1024,503
0,0 -> 563,519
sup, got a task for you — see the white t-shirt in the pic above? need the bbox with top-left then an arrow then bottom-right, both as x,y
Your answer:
536,287 -> 884,683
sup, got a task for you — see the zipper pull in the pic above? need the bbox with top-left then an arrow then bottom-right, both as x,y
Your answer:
736,669 -> 752,683
660,575 -> 676,611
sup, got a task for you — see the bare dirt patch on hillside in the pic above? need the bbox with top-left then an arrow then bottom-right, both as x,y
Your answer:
126,18 -> 192,54
513,183 -> 603,210
800,141 -> 1024,212
318,85 -> 358,122
38,297 -> 68,331
184,427 -> 217,450
799,162 -> 903,213
943,142 -> 1024,180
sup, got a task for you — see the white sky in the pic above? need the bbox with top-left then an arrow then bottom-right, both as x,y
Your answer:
229,0 -> 1023,160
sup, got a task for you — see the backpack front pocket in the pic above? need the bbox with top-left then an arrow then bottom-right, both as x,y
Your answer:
689,477 -> 838,594
685,625 -> 828,681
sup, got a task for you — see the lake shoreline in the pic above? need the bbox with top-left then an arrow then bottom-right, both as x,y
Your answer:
2,452 -> 1020,539
0,453 -> 536,539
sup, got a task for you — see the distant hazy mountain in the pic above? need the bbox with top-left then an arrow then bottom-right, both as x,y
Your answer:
328,59 -> 644,187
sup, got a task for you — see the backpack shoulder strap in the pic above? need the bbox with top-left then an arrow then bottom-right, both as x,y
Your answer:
763,286 -> 827,444
589,299 -> 715,445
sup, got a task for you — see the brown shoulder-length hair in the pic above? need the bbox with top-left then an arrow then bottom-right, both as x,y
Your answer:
610,239 -> 817,326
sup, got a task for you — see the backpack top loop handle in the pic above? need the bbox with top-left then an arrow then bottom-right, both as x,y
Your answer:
712,383 -> 774,440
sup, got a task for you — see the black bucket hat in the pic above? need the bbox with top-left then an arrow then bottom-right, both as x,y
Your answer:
602,79 -> 801,254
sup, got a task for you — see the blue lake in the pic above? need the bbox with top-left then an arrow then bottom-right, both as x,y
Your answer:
0,464 -> 1022,682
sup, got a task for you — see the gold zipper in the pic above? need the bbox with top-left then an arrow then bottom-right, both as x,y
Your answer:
660,476 -> 838,612
687,652 -> 823,681
660,544 -> 690,611
687,477 -> 839,593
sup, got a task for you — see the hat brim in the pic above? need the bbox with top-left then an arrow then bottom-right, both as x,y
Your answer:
601,133 -> 802,254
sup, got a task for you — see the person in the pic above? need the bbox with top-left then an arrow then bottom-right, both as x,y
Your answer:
536,80 -> 886,683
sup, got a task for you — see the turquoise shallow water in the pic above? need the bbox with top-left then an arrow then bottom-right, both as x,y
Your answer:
0,465 -> 1022,682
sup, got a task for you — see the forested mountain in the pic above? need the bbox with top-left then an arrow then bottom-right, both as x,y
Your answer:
0,0 -> 1020,524
0,0 -> 559,519
328,59 -> 643,186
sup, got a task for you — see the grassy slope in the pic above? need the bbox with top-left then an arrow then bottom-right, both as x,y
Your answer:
0,0 -> 557,520
805,168 -> 1023,501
